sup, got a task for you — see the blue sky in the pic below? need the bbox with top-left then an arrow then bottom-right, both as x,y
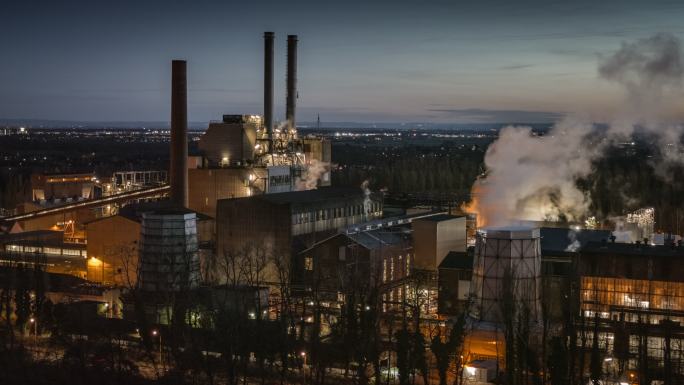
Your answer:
2,0 -> 684,123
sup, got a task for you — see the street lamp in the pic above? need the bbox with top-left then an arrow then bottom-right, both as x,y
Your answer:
152,329 -> 163,372
29,317 -> 37,346
301,351 -> 307,385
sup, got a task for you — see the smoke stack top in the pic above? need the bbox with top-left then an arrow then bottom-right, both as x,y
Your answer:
286,34 -> 298,132
170,59 -> 188,208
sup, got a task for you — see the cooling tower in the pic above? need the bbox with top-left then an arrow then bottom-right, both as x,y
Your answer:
470,226 -> 541,323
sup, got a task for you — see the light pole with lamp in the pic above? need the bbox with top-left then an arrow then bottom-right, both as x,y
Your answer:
29,317 -> 37,346
152,329 -> 163,371
301,351 -> 307,385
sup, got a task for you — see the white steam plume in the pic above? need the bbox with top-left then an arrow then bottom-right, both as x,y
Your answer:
295,159 -> 330,191
361,180 -> 372,218
466,33 -> 684,227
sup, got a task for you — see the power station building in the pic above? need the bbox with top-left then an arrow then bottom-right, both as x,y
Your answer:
215,187 -> 382,285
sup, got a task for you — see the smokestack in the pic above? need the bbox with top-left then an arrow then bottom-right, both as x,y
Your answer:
286,34 -> 298,131
264,32 -> 274,148
170,60 -> 188,208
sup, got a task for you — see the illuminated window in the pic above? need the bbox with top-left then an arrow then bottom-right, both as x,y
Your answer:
304,256 -> 313,271
383,259 -> 387,282
390,258 -> 394,281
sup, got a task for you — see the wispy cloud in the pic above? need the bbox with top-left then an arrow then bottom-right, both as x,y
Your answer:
498,64 -> 535,70
427,108 -> 564,123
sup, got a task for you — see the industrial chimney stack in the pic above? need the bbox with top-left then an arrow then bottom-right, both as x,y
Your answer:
170,60 -> 188,208
264,32 -> 275,149
286,35 -> 298,131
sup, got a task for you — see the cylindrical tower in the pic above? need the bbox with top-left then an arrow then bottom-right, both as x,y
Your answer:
470,226 -> 542,323
138,210 -> 200,292
286,34 -> 298,131
264,32 -> 275,149
170,60 -> 188,208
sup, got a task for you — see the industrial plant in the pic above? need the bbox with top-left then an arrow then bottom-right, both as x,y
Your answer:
2,31 -> 684,385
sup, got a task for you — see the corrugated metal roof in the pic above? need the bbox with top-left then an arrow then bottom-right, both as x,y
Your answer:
347,230 -> 405,250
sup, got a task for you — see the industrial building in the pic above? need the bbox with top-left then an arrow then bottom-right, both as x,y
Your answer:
296,225 -> 412,303
84,203 -> 213,287
576,241 -> 684,377
186,32 -> 331,218
292,212 -> 469,317
30,172 -> 96,202
215,187 -> 382,285
0,230 -> 87,279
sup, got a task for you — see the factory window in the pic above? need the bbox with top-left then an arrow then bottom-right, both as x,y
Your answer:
390,258 -> 394,281
304,256 -> 314,271
43,247 -> 61,255
383,260 -> 387,282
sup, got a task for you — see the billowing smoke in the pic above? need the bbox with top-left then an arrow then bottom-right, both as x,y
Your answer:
564,230 -> 581,253
295,159 -> 330,190
599,32 -> 683,111
466,33 -> 684,227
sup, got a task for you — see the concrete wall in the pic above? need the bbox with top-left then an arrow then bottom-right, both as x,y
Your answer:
216,198 -> 292,285
188,168 -> 255,217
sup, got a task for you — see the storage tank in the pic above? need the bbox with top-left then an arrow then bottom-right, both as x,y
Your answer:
470,226 -> 541,323
138,209 -> 201,292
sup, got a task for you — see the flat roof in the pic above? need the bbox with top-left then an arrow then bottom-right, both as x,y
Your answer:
478,226 -> 540,239
347,230 -> 407,250
540,227 -> 611,255
413,214 -> 463,222
6,238 -> 86,250
86,202 -> 213,225
581,241 -> 684,258
226,187 -> 367,205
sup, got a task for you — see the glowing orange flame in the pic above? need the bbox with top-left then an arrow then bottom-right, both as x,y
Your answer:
462,179 -> 487,228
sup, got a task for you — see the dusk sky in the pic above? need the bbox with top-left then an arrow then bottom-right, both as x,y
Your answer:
2,0 -> 684,124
